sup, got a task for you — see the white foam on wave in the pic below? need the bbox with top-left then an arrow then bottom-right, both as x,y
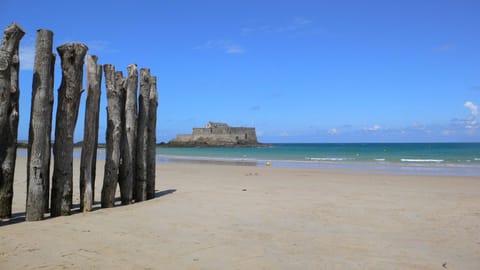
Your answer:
400,158 -> 444,163
307,157 -> 350,161
374,158 -> 386,161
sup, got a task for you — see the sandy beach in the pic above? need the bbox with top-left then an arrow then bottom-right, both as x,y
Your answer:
1,155 -> 479,269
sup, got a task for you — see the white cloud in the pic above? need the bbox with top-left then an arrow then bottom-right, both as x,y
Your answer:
366,124 -> 381,131
19,45 -> 35,70
196,40 -> 245,54
448,101 -> 480,131
328,128 -> 337,135
464,101 -> 478,129
465,101 -> 478,116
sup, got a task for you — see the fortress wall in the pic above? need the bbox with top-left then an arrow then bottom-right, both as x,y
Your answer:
192,127 -> 231,136
170,124 -> 260,146
229,128 -> 257,143
193,128 -> 213,136
174,134 -> 194,142
191,127 -> 257,143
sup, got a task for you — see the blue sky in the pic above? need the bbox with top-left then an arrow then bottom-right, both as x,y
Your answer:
1,0 -> 479,143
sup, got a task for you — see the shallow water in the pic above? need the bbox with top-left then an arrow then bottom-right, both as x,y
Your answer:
155,143 -> 480,176
17,143 -> 480,177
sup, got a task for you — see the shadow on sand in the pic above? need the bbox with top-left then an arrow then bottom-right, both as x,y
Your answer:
0,189 -> 177,227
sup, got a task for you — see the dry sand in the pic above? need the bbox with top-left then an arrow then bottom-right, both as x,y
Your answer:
1,155 -> 479,269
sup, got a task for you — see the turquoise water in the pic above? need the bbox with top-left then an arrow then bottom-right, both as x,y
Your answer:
16,143 -> 480,176
157,143 -> 480,176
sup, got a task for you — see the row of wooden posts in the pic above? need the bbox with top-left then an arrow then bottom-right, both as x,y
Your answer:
0,23 -> 158,221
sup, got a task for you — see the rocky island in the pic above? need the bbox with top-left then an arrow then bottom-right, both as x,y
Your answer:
165,122 -> 264,147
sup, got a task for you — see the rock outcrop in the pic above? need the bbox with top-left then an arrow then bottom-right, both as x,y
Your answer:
166,122 -> 263,147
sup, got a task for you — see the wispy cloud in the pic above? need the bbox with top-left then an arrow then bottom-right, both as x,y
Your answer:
464,101 -> 478,129
328,128 -> 338,135
433,43 -> 455,52
465,101 -> 478,116
448,101 -> 479,132
365,124 -> 381,132
195,40 -> 245,54
241,17 -> 313,35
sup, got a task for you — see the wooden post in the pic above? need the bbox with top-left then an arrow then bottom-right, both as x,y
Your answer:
101,64 -> 122,208
120,64 -> 137,204
0,23 -> 24,219
79,55 -> 102,212
135,68 -> 150,202
26,29 -> 54,221
3,29 -> 21,217
146,76 -> 158,200
51,43 -> 88,217
116,70 -> 133,205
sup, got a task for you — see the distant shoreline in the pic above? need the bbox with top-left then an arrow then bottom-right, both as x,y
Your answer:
157,141 -> 271,148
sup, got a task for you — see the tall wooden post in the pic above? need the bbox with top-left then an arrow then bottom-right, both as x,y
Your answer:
146,76 -> 158,200
101,64 -> 122,208
51,43 -> 88,217
4,28 -> 22,216
116,70 -> 134,205
120,64 -> 137,204
135,68 -> 150,202
26,29 -> 54,221
0,23 -> 24,219
79,55 -> 102,212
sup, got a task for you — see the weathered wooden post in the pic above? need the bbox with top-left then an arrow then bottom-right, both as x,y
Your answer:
135,68 -> 151,202
26,29 -> 55,221
79,55 -> 102,212
51,43 -> 88,217
3,26 -> 22,217
0,23 -> 24,219
101,64 -> 122,208
116,70 -> 133,205
119,64 -> 138,204
146,76 -> 158,200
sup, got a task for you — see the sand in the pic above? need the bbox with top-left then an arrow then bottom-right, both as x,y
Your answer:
1,155 -> 479,269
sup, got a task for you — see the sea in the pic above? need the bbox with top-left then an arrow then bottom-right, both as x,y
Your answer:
155,143 -> 480,176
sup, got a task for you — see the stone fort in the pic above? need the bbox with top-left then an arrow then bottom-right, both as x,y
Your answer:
169,122 -> 259,146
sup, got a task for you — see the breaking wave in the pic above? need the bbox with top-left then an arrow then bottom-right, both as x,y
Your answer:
400,158 -> 444,163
